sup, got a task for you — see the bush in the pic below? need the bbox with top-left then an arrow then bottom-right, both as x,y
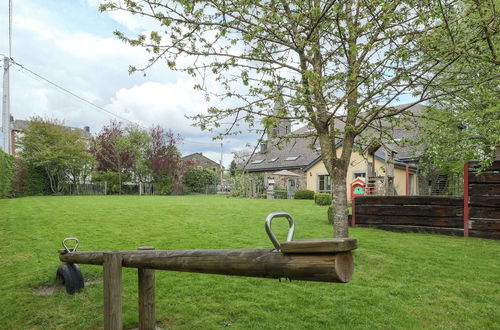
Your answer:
155,175 -> 173,195
183,168 -> 220,193
314,193 -> 332,206
91,171 -> 130,194
0,150 -> 14,198
294,189 -> 315,199
11,159 -> 49,197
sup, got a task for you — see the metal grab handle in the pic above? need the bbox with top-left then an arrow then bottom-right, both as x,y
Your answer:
62,237 -> 79,253
265,212 -> 295,251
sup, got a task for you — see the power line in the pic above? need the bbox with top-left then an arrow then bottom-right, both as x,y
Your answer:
7,57 -> 134,124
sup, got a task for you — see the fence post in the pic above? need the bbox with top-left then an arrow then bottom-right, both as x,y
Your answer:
103,251 -> 122,330
351,198 -> 356,227
104,181 -> 108,195
138,246 -> 156,330
463,162 -> 469,237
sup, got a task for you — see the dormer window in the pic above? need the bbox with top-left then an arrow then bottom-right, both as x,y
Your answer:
251,159 -> 264,164
285,156 -> 300,161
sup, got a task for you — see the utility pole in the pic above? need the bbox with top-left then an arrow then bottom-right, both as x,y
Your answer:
2,0 -> 12,154
2,56 -> 10,154
220,142 -> 224,183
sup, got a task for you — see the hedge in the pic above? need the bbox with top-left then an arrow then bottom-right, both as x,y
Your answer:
0,150 -> 14,198
314,192 -> 332,206
183,167 -> 220,193
294,189 -> 315,199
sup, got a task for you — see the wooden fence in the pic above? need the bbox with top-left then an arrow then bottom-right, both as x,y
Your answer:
352,160 -> 500,239
353,196 -> 465,236
467,161 -> 500,239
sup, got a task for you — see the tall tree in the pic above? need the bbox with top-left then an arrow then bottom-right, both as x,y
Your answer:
101,0 -> 498,237
19,118 -> 91,193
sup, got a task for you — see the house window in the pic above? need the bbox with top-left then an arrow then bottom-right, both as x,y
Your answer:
318,174 -> 331,192
353,172 -> 366,180
285,156 -> 300,161
251,159 -> 264,164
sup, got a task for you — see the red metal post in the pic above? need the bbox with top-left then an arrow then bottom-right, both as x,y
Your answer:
351,198 -> 356,227
405,165 -> 409,196
463,162 -> 469,237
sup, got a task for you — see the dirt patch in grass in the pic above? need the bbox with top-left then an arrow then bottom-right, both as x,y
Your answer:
33,277 -> 101,296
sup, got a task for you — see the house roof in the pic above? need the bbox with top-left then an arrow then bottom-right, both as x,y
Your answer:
182,152 -> 221,167
245,103 -> 423,173
245,126 -> 322,172
10,119 -> 92,139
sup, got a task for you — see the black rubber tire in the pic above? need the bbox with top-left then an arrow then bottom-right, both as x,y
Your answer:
56,263 -> 84,294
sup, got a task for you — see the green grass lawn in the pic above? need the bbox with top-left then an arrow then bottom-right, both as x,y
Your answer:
0,195 -> 498,329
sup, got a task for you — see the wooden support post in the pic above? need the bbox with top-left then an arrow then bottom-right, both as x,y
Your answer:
463,162 -> 469,237
352,198 -> 356,227
405,165 -> 409,196
138,246 -> 155,330
104,251 -> 122,330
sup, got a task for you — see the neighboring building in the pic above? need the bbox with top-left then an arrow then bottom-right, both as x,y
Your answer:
245,104 -> 421,197
4,119 -> 92,156
182,152 -> 221,171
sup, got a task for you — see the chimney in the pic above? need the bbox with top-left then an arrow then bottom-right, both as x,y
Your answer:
83,126 -> 90,133
260,142 -> 267,153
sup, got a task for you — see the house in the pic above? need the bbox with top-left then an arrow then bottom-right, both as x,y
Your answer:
182,152 -> 221,171
244,104 -> 421,197
4,119 -> 92,156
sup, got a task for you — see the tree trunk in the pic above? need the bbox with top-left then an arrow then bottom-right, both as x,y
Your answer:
330,166 -> 349,238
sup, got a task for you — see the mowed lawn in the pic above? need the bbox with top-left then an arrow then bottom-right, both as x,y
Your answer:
0,196 -> 498,329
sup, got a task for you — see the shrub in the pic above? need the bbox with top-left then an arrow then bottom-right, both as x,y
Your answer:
327,206 -> 333,224
314,193 -> 332,206
183,168 -> 220,193
0,150 -> 14,198
294,189 -> 315,199
155,175 -> 173,195
11,159 -> 49,197
91,171 -> 130,194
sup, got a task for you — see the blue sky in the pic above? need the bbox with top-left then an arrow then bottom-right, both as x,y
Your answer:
0,0 -> 254,166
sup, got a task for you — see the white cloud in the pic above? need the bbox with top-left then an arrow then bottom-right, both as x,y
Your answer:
105,80 -> 208,131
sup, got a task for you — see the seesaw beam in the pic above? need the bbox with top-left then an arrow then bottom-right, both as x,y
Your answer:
60,248 -> 354,283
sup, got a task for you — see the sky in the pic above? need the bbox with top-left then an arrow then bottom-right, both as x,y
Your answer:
0,0 -> 257,167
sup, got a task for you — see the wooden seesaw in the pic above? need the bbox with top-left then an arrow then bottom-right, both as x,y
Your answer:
56,212 -> 357,330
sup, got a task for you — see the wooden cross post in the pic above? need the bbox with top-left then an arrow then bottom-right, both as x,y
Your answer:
103,251 -> 122,330
138,246 -> 156,330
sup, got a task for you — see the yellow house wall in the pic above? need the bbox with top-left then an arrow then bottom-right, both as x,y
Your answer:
306,146 -> 417,196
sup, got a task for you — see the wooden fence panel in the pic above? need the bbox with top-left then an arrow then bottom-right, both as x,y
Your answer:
355,215 -> 464,228
356,205 -> 462,217
354,196 -> 462,206
469,184 -> 500,196
467,160 -> 500,239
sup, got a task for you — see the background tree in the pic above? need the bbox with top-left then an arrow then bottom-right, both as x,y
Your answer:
19,117 -> 91,193
101,0 -> 498,237
411,0 -> 499,172
229,160 -> 237,176
124,124 -> 152,184
146,125 -> 184,194
91,120 -> 136,193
